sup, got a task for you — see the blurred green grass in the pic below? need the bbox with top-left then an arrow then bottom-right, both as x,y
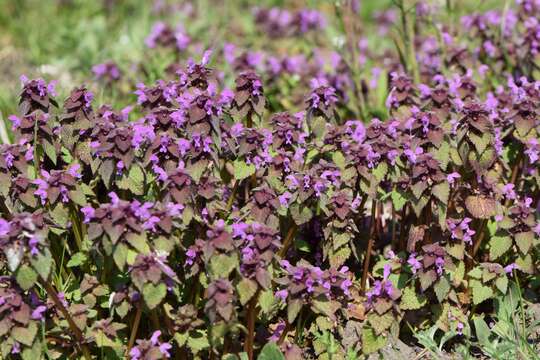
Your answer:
0,0 -> 506,122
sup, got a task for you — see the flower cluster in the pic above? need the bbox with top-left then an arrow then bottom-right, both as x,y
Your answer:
0,0 -> 539,358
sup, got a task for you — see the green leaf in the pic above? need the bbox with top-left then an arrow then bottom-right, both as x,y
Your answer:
50,203 -> 69,227
372,162 -> 387,183
21,338 -> 41,360
99,159 -> 115,187
411,181 -> 427,199
128,164 -> 145,185
473,317 -> 491,345
489,235 -> 512,260
470,279 -> 494,305
361,327 -> 386,354
233,159 -> 256,180
432,181 -> 449,204
237,278 -> 258,306
209,253 -> 238,278
465,195 -> 496,219
467,266 -> 482,279
433,276 -> 451,303
94,329 -> 119,348
311,117 -> 327,139
368,311 -> 394,335
469,132 -> 491,154
515,253 -> 534,274
257,342 -> 285,360
42,139 -> 57,165
331,151 -> 346,170
400,286 -> 427,310
433,141 -> 450,170
259,289 -> 276,315
142,283 -> 167,309
391,189 -> 407,211
495,275 -> 508,294
125,232 -> 150,254
12,322 -> 38,346
332,232 -> 350,250
446,242 -> 464,260
113,243 -> 128,270
68,188 -> 87,206
0,172 -> 11,197
311,299 -> 340,318
329,245 -> 351,268
185,160 -> 208,183
411,195 -> 429,217
67,252 -> 87,268
419,270 -> 437,291
187,330 -> 210,354
287,298 -> 303,323
30,248 -> 52,280
118,165 -> 145,195
290,203 -> 313,225
514,231 -> 533,255
15,264 -> 38,290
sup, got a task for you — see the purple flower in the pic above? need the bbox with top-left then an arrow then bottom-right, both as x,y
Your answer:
152,164 -> 168,181
501,183 -> 516,200
404,146 -> 424,164
143,216 -> 160,232
504,263 -> 518,275
150,330 -> 161,345
533,223 -> 540,237
165,203 -> 184,217
223,42 -> 237,64
278,191 -> 293,207
231,222 -> 249,239
132,123 -> 155,149
457,322 -> 464,335
129,346 -> 141,360
275,289 -> 288,302
447,172 -> 461,185
67,163 -> 82,179
418,84 -> 431,98
81,206 -> 95,223
435,257 -> 445,275
340,278 -> 352,296
33,178 -> 49,205
134,83 -> 148,104
407,253 -> 422,274
525,138 -> 539,164
159,343 -> 172,357
31,305 -> 47,320
28,235 -> 40,256
8,115 -> 21,130
108,192 -> 120,205
268,320 -> 286,342
0,219 -> 10,237
185,248 -> 197,266
367,263 -> 395,301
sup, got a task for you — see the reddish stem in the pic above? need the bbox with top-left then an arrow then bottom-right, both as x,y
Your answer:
361,203 -> 377,293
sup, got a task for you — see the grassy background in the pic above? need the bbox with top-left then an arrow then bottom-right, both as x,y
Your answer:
0,0 -> 505,125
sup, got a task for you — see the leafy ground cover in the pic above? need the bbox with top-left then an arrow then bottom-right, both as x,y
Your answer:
0,0 -> 539,359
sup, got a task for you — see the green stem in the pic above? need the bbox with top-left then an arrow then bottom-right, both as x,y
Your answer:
33,119 -> 40,176
127,304 -> 143,356
244,294 -> 259,360
361,202 -> 377,293
69,205 -> 84,251
40,278 -> 92,360
278,224 -> 298,258
225,181 -> 238,213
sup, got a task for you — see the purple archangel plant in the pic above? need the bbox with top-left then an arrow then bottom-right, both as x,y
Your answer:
0,1 -> 539,359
